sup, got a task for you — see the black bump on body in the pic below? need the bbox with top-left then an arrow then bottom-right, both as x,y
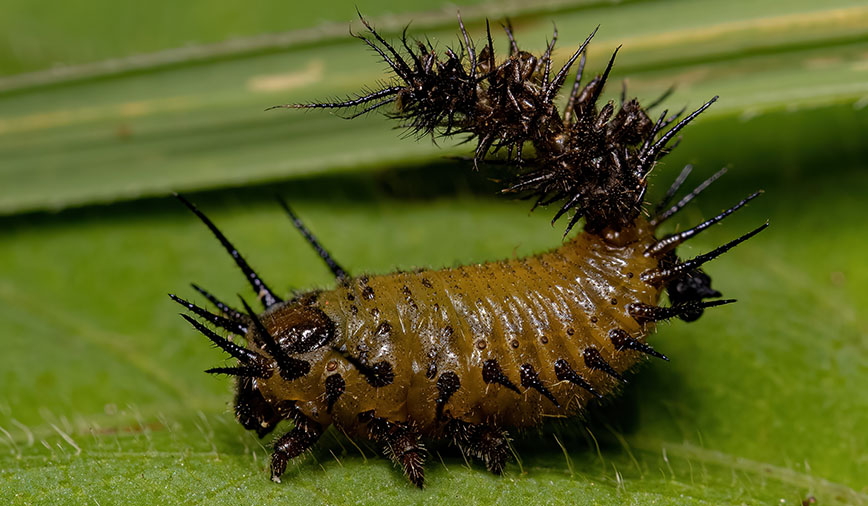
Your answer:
554,359 -> 601,398
368,361 -> 395,387
332,348 -> 394,387
519,364 -> 559,407
324,374 -> 346,413
361,286 -> 375,300
426,360 -> 438,380
481,359 -> 521,394
376,321 -> 392,336
436,371 -> 461,419
609,329 -> 668,361
583,347 -> 625,382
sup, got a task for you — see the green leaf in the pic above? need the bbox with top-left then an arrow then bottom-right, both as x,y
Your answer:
2,134 -> 867,503
2,1 -> 867,505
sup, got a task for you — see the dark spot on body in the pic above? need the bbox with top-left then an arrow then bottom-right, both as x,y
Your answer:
481,359 -> 520,394
510,339 -> 520,349
540,336 -> 548,344
367,361 -> 395,387
610,298 -> 618,305
362,286 -> 375,300
626,272 -> 634,279
426,361 -> 438,379
443,326 -> 454,337
422,278 -> 433,289
566,327 -> 575,336
590,316 -> 598,324
370,308 -> 379,318
376,321 -> 392,336
583,347 -> 624,382
347,293 -> 355,301
476,340 -> 487,350
436,371 -> 461,418
324,374 -> 345,413
351,305 -> 358,315
519,364 -> 559,407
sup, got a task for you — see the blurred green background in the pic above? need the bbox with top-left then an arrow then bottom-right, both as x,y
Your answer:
1,1 -> 866,504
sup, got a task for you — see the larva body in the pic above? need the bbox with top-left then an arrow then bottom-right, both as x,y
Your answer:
258,218 -> 660,435
173,14 -> 768,488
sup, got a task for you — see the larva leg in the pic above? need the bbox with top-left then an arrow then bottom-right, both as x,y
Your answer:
383,427 -> 427,488
445,419 -> 511,474
270,411 -> 323,483
361,412 -> 428,488
234,376 -> 281,438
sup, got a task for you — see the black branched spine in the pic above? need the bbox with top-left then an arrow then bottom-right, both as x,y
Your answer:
282,16 -> 718,234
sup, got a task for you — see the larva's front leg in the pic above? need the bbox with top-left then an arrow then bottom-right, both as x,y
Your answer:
234,376 -> 281,438
270,411 -> 324,482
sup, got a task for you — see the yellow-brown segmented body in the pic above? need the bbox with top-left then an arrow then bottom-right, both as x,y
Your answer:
259,218 -> 660,434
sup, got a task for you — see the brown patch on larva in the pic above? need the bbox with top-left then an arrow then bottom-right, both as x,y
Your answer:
326,360 -> 338,371
361,286 -> 375,300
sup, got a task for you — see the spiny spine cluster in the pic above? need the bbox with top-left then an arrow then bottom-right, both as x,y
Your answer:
279,14 -> 717,234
